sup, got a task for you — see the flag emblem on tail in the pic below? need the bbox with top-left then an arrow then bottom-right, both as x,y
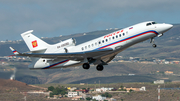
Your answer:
32,40 -> 38,48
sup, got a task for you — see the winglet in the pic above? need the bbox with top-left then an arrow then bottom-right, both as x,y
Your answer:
9,47 -> 20,55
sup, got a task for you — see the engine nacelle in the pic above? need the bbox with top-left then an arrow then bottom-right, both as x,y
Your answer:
59,38 -> 76,48
56,38 -> 76,53
45,38 -> 76,53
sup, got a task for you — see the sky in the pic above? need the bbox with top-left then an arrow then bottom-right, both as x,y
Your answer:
0,0 -> 179,41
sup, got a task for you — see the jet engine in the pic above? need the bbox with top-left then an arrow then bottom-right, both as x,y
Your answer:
59,38 -> 76,48
57,38 -> 76,53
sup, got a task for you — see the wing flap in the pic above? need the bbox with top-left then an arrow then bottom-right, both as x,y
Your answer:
9,47 -> 113,60
84,48 -> 113,58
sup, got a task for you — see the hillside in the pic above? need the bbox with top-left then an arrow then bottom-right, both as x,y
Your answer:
0,78 -> 44,101
0,62 -> 179,84
0,78 -> 38,91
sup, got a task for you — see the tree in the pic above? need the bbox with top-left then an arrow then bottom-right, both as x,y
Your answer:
120,85 -> 124,90
129,89 -> 134,92
48,86 -> 54,91
86,97 -> 92,100
101,92 -> 112,98
52,88 -> 59,95
48,86 -> 68,97
50,93 -> 54,97
82,88 -> 86,90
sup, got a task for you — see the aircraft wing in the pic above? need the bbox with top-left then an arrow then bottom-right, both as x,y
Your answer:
9,47 -> 113,60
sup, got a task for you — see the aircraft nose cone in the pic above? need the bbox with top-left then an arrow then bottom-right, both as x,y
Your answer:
165,24 -> 173,30
163,24 -> 173,33
156,23 -> 173,33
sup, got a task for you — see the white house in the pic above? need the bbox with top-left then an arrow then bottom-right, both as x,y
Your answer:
68,92 -> 78,97
96,87 -> 114,92
139,86 -> 146,91
92,95 -> 106,101
154,80 -> 164,84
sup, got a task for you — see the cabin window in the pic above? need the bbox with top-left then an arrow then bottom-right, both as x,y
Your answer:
88,45 -> 90,48
92,44 -> 94,47
85,46 -> 87,49
43,60 -> 45,62
119,34 -> 121,37
106,39 -> 108,42
82,47 -> 84,50
112,36 -> 115,39
102,40 -> 104,43
116,35 -> 118,38
99,41 -> 101,44
123,33 -> 125,36
95,42 -> 97,45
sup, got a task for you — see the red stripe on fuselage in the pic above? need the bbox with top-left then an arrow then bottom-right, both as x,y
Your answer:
98,31 -> 158,49
43,60 -> 69,69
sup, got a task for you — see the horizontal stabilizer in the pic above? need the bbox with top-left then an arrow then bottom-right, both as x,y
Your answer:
9,47 -> 20,55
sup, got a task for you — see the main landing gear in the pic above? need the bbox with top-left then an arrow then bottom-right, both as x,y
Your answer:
150,38 -> 157,48
96,65 -> 104,71
82,63 -> 90,69
82,63 -> 104,71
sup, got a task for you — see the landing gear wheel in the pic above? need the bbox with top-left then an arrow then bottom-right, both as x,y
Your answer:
152,44 -> 157,48
82,63 -> 90,69
96,65 -> 104,71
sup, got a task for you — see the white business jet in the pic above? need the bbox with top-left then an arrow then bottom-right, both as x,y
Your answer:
10,21 -> 173,71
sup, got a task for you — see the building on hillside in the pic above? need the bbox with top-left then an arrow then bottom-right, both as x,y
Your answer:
96,87 -> 114,92
73,92 -> 91,99
81,93 -> 91,99
125,87 -> 139,91
124,86 -> 146,91
106,98 -> 117,101
154,80 -> 164,84
172,61 -> 180,64
72,96 -> 83,100
68,87 -> 77,91
53,95 -> 60,99
80,83 -> 85,85
165,71 -> 173,75
68,92 -> 78,97
92,95 -> 106,101
75,89 -> 88,93
139,86 -> 146,91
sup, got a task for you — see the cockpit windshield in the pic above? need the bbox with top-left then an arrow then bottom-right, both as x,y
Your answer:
146,22 -> 157,26
146,23 -> 151,26
152,22 -> 157,24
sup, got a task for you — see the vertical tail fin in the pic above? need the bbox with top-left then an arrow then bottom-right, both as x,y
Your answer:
21,30 -> 49,52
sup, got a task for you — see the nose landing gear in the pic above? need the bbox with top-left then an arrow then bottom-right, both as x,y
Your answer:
152,44 -> 157,48
150,38 -> 157,48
